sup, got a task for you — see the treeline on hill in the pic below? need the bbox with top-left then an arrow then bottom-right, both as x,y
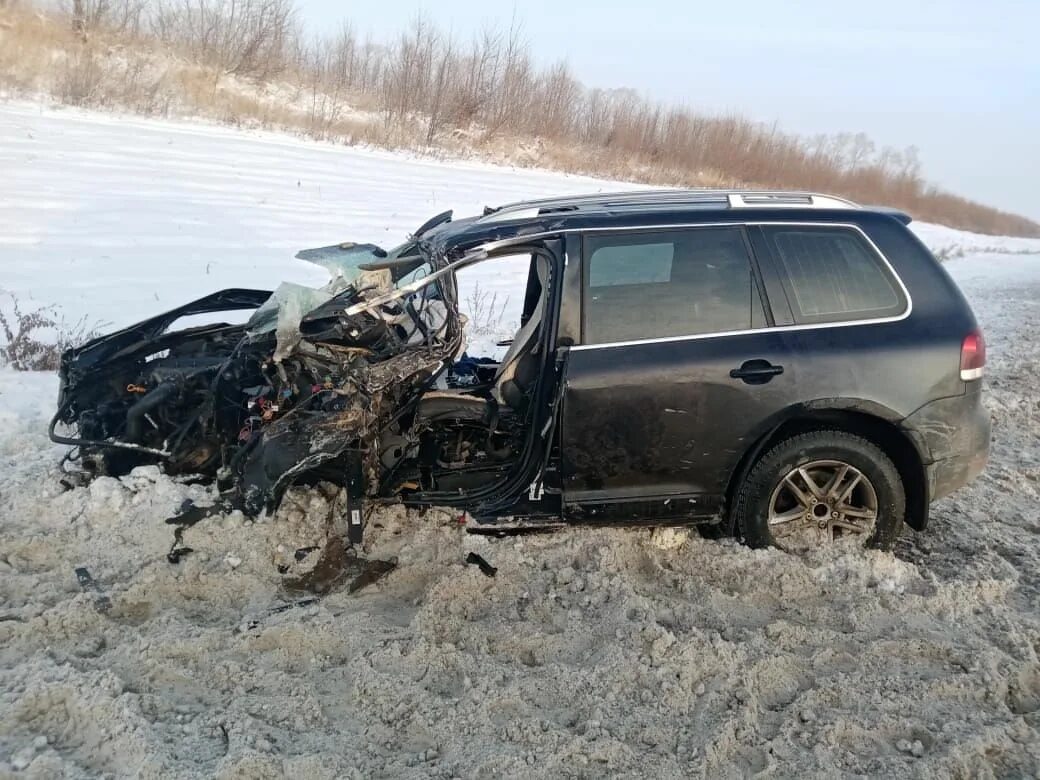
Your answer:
1,0 -> 1036,237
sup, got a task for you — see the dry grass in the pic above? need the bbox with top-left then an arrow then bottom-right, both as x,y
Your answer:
0,2 -> 1036,238
462,282 -> 509,337
0,291 -> 107,371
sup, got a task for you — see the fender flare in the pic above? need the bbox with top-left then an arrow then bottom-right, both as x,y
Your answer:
721,397 -> 930,532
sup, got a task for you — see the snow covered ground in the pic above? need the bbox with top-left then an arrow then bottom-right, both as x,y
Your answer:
1,102 -> 1040,778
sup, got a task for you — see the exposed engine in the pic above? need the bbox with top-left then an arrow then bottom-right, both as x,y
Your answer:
51,241 -> 476,516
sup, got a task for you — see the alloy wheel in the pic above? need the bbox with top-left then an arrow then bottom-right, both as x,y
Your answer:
767,459 -> 878,549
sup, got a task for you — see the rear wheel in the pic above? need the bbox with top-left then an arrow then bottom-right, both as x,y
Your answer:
733,431 -> 905,552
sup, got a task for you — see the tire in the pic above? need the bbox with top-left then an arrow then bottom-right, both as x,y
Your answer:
733,430 -> 905,552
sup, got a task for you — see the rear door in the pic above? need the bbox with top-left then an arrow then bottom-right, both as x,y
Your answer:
559,225 -> 794,516
745,222 -> 918,411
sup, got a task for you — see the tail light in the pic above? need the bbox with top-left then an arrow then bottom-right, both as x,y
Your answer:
960,330 -> 986,381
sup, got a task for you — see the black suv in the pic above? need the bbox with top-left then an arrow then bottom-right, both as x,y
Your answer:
53,190 -> 990,551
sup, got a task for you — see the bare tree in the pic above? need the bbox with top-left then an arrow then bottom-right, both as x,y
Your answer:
71,0 -> 85,38
62,0 -> 144,36
150,0 -> 296,80
424,31 -> 454,145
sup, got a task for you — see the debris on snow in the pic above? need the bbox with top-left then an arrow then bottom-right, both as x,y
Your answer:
465,551 -> 498,577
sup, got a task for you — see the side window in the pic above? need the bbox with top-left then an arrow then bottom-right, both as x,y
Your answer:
589,242 -> 673,286
763,226 -> 906,324
582,227 -> 766,344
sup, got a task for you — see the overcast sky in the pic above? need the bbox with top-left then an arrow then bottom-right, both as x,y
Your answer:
296,0 -> 1040,221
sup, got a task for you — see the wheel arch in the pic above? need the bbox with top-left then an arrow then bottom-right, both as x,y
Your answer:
722,400 -> 930,534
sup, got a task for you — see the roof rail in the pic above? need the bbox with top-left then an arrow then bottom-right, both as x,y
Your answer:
480,205 -> 544,223
479,189 -> 861,223
727,192 -> 860,209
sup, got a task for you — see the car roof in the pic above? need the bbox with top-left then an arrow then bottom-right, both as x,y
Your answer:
481,189 -> 860,219
419,190 -> 912,258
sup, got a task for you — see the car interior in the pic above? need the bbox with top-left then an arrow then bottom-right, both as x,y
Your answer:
380,251 -> 555,497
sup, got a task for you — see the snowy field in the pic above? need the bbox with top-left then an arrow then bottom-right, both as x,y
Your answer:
1,102 -> 1040,778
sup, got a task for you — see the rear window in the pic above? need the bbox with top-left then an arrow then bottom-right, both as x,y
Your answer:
763,226 -> 906,324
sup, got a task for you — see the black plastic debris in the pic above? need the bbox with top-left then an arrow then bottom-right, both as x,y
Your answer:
59,453 -> 92,492
465,552 -> 497,577
165,498 -> 224,564
294,546 -> 320,561
165,498 -> 226,528
74,566 -> 112,613
167,546 -> 194,564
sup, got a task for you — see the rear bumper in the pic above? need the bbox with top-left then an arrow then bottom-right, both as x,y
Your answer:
904,387 -> 991,502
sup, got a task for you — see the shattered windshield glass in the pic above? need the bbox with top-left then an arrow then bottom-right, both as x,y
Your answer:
293,241 -> 392,280
246,240 -> 432,359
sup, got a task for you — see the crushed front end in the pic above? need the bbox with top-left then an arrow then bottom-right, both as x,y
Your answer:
51,239 -> 462,517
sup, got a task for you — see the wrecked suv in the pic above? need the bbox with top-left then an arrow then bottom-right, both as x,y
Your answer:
52,190 -> 990,551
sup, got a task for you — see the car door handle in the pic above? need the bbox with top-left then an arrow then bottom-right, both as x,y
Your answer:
730,359 -> 784,384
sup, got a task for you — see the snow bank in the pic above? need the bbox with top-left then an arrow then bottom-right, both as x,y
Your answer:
1,104 -> 1039,778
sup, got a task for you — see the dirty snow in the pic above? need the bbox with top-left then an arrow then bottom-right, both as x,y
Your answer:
1,103 -> 1040,778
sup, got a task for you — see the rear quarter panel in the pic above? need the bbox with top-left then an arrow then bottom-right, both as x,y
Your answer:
762,213 -> 975,413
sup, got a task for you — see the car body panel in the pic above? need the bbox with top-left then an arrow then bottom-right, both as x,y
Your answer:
560,330 -> 791,509
556,210 -> 987,523
906,385 -> 991,501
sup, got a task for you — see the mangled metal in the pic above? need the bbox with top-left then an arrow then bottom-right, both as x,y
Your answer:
51,234 -> 468,518
50,220 -> 549,529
